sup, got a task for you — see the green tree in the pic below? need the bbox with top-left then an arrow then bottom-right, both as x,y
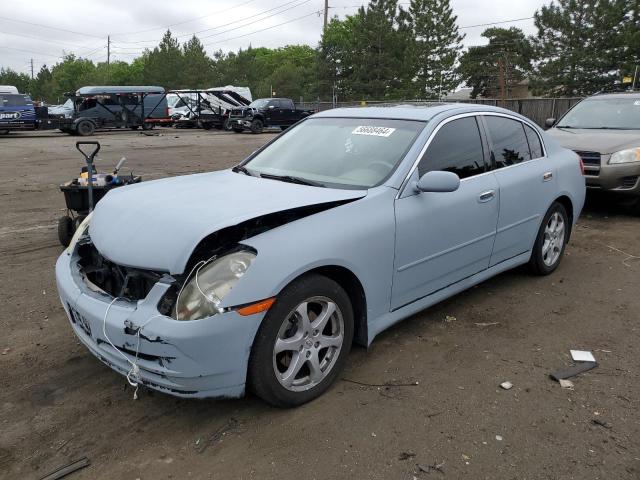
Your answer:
143,30 -> 184,88
181,36 -> 213,88
48,55 -> 96,101
458,27 -> 533,98
532,0 -> 628,95
408,0 -> 464,99
0,68 -> 32,94
622,0 -> 639,85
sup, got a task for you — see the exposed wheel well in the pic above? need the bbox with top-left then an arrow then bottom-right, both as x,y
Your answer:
554,195 -> 574,240
287,266 -> 368,346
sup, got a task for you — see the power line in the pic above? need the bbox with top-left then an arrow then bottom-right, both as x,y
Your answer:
0,15 -> 104,39
459,16 -> 534,29
110,0 -> 260,37
115,0 -> 311,44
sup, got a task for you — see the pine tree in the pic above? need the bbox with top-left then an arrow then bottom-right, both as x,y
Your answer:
532,0 -> 628,95
458,27 -> 533,98
409,0 -> 464,99
181,36 -> 213,88
143,30 -> 184,88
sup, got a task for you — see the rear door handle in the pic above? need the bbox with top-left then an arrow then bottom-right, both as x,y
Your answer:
478,190 -> 496,203
543,171 -> 553,181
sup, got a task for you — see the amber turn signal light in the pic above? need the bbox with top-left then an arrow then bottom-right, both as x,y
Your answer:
236,298 -> 276,316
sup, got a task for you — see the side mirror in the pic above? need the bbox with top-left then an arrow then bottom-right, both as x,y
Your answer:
414,171 -> 460,193
545,118 -> 556,129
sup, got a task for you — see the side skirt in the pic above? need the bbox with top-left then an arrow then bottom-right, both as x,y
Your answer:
367,251 -> 531,345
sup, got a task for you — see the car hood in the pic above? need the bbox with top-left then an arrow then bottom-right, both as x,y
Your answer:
547,128 -> 640,154
89,169 -> 366,274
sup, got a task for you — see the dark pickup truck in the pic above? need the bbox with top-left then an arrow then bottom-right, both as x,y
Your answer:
229,98 -> 314,133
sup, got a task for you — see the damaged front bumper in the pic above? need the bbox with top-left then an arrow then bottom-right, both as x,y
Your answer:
55,251 -> 265,398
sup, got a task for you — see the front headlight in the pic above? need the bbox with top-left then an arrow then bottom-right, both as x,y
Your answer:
175,250 -> 256,321
66,213 -> 92,254
609,148 -> 640,164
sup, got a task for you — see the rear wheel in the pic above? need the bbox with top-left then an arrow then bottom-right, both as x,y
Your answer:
248,274 -> 353,407
57,216 -> 74,247
250,118 -> 264,134
130,125 -> 139,130
222,117 -> 231,131
76,120 -> 95,136
142,122 -> 154,130
528,202 -> 569,275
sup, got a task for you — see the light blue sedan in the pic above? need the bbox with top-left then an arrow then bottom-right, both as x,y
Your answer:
55,105 -> 585,406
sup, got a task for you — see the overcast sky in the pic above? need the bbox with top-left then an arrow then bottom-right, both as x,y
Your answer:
0,0 -> 547,76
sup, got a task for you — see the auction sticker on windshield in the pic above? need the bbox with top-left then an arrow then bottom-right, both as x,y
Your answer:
352,125 -> 396,137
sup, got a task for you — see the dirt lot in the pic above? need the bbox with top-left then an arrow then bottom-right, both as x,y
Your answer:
0,128 -> 638,480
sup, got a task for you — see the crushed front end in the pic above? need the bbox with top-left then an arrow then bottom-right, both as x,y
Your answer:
55,229 -> 265,399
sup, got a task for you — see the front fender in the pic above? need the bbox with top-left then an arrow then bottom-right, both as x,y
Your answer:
221,187 -> 398,326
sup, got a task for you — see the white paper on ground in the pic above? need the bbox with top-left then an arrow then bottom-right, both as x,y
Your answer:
570,350 -> 596,362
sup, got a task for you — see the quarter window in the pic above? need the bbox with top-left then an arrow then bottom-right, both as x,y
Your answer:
524,124 -> 544,159
485,116 -> 531,168
418,117 -> 486,179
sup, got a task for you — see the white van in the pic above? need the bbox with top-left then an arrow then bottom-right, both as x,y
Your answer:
0,86 -> 19,94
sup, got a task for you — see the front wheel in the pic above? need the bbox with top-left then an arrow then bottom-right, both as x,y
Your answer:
248,274 -> 354,407
76,120 -> 95,136
250,118 -> 264,134
57,216 -> 74,247
528,202 -> 569,275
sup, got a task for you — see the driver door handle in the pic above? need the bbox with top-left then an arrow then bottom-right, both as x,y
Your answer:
478,190 -> 496,203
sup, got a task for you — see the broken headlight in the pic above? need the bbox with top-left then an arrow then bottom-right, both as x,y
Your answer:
174,250 -> 256,321
66,213 -> 92,254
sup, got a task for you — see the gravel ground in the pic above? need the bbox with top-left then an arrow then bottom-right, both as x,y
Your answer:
0,128 -> 638,480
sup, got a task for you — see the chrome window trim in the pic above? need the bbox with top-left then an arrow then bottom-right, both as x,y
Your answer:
397,111 -> 547,198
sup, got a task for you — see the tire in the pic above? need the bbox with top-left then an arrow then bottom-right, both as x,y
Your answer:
76,120 -> 95,137
201,122 -> 213,130
232,127 -> 244,133
629,196 -> 640,216
248,274 -> 354,408
57,216 -> 74,247
130,126 -> 140,130
222,118 -> 231,131
528,202 -> 569,275
280,126 -> 288,131
0,130 -> 9,135
142,122 -> 154,130
250,118 -> 264,134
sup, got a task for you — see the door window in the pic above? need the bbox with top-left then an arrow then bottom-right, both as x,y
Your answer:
524,124 -> 544,159
484,116 -> 531,168
418,116 -> 486,179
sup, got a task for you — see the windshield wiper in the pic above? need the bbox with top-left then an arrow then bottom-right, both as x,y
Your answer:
259,173 -> 325,187
232,164 -> 253,176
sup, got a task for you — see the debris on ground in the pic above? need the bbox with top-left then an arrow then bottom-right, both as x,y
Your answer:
417,461 -> 445,474
1,347 -> 9,355
445,315 -> 456,323
399,451 -> 416,460
550,350 -> 598,382
592,419 -> 612,429
559,379 -> 574,389
195,418 -> 239,454
475,322 -> 500,327
38,456 -> 90,480
495,435 -> 503,441
570,350 -> 596,362
500,381 -> 513,390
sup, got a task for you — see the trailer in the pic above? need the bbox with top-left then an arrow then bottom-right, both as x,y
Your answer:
168,87 -> 252,130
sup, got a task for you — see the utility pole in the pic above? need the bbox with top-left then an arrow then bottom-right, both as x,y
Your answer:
633,65 -> 639,91
107,35 -> 111,82
30,58 -> 34,79
323,0 -> 329,32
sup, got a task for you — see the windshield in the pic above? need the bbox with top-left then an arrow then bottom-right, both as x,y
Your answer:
249,99 -> 269,108
557,97 -> 640,129
243,117 -> 426,188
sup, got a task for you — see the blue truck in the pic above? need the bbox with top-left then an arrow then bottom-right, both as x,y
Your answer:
0,92 -> 38,134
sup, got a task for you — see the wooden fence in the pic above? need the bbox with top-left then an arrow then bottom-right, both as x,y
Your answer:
298,98 -> 583,127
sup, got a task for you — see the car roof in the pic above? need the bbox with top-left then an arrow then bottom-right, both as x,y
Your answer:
587,92 -> 640,100
76,86 -> 165,95
312,103 -> 524,122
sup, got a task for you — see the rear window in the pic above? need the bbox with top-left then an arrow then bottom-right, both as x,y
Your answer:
0,94 -> 31,107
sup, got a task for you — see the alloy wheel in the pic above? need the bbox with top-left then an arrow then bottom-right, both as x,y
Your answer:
542,212 -> 565,266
